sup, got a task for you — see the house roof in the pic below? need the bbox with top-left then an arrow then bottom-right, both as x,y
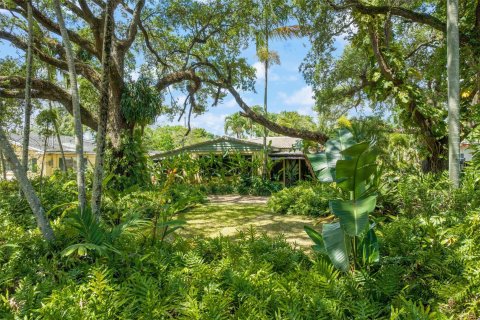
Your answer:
9,133 -> 96,153
151,135 -> 310,159
151,136 -> 283,159
247,136 -> 302,150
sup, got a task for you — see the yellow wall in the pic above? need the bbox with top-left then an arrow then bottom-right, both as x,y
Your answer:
6,144 -> 95,178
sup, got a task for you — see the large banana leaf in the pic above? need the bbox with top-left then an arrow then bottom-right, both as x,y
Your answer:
329,196 -> 377,237
322,222 -> 350,272
304,225 -> 326,254
335,142 -> 379,198
360,227 -> 379,265
307,129 -> 354,182
304,223 -> 350,272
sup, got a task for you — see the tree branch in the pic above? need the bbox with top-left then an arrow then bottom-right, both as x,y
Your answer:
0,30 -> 101,88
227,85 -> 329,143
367,26 -> 400,85
338,0 -> 470,45
0,76 -> 97,130
10,0 -> 99,58
117,0 -> 145,52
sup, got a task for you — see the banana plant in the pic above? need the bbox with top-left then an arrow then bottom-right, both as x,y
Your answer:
305,139 -> 380,272
307,129 -> 354,182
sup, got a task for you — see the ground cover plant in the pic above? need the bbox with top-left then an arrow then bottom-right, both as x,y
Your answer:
1,167 -> 480,319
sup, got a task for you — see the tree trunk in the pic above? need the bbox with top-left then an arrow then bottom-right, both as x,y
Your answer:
0,126 -> 55,241
262,18 -> 269,181
40,135 -> 47,181
447,0 -> 460,188
0,148 -> 6,180
21,0 -> 34,172
92,0 -> 115,216
53,0 -> 87,211
51,104 -> 67,172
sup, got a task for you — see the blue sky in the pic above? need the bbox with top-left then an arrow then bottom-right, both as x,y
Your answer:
177,37 -> 318,135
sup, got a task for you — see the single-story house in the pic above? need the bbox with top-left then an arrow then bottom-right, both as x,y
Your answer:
150,136 -> 315,184
2,133 -> 96,179
460,140 -> 476,164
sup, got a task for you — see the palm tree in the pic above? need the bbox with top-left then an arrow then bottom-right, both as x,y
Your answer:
225,112 -> 248,138
52,0 -> 86,211
21,0 -> 34,172
254,1 -> 302,179
447,0 -> 460,188
91,0 -> 115,216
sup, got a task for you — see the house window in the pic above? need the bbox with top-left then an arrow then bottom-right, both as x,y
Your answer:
59,158 -> 74,170
30,158 -> 38,173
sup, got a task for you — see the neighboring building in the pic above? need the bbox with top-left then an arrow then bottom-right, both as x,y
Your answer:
151,136 -> 315,184
460,140 -> 477,168
2,133 -> 96,179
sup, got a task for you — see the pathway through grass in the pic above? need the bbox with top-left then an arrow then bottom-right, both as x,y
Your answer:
178,196 -> 317,249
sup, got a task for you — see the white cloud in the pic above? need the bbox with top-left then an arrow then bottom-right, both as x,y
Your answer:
298,105 -> 316,117
253,62 -> 280,81
190,113 -> 227,136
253,62 -> 265,80
221,98 -> 238,109
280,86 -> 315,107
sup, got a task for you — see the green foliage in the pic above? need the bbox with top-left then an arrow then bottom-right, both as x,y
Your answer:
121,77 -> 164,130
105,133 -> 151,191
2,168 -> 480,318
306,135 -> 381,272
144,125 -> 214,152
307,128 -> 355,182
267,182 -> 335,216
156,151 -> 283,196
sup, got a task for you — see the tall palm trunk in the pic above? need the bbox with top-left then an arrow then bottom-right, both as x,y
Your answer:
447,0 -> 460,188
0,126 -> 55,241
92,0 -> 114,216
53,0 -> 87,211
262,18 -> 269,181
21,0 -> 34,172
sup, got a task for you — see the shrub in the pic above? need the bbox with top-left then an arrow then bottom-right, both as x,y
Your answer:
267,182 -> 335,216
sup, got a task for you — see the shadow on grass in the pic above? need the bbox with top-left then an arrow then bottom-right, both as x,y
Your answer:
178,203 -> 317,249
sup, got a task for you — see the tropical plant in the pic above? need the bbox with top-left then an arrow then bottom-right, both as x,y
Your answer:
306,128 -> 355,183
305,134 -> 380,272
62,208 -> 147,257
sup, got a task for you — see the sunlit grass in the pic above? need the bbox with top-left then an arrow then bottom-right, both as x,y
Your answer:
178,203 -> 316,249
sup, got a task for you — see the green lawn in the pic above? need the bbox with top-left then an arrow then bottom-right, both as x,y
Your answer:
178,203 -> 317,249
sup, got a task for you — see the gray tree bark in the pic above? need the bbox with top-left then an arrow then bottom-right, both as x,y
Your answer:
447,0 -> 460,188
21,0 -> 34,172
0,126 -> 55,241
92,0 -> 114,216
0,148 -> 6,180
53,0 -> 87,210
